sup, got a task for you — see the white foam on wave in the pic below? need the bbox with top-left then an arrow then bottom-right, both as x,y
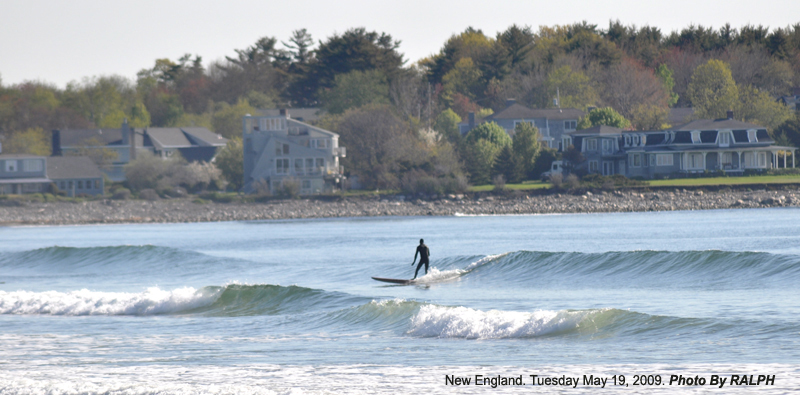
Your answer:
408,305 -> 600,339
0,287 -> 220,316
412,253 -> 509,284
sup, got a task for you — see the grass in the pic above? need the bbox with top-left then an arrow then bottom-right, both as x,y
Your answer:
468,181 -> 551,192
647,175 -> 800,187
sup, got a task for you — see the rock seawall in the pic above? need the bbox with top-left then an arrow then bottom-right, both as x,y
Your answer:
1,187 -> 798,226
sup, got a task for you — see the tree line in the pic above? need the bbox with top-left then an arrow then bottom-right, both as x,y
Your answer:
1,21 -> 800,191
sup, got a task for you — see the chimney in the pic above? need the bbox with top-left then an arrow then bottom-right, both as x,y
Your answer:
468,112 -> 475,129
51,130 -> 62,156
121,118 -> 130,145
130,129 -> 137,161
279,108 -> 289,118
727,110 -> 734,120
505,98 -> 516,108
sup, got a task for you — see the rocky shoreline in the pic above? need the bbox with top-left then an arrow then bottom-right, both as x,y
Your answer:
1,185 -> 799,226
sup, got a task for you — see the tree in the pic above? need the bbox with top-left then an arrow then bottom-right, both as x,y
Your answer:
561,144 -> 585,174
545,66 -> 598,110
655,64 -> 679,106
686,59 -> 738,119
211,99 -> 258,139
464,122 -> 511,184
599,58 -> 668,119
630,104 -> 670,131
318,69 -> 389,114
433,109 -> 462,145
215,137 -> 243,191
304,28 -> 404,104
577,107 -> 631,129
2,127 -> 51,156
333,104 -> 410,189
492,144 -> 519,183
511,121 -> 542,179
441,58 -> 484,102
736,85 -> 793,131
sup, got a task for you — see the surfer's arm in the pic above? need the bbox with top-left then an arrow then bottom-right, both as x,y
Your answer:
412,249 -> 419,265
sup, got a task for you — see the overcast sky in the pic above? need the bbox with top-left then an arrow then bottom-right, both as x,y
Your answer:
1,0 -> 796,88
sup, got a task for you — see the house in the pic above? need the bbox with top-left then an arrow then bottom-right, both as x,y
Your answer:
0,154 -> 50,194
47,156 -> 104,197
52,120 -> 227,181
242,110 -> 346,194
0,154 -> 103,196
259,108 -> 324,123
459,100 -> 584,150
563,111 -> 796,178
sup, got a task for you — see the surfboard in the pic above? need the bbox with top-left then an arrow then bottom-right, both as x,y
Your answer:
371,277 -> 415,285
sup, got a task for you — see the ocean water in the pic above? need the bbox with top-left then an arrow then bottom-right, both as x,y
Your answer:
1,208 -> 800,393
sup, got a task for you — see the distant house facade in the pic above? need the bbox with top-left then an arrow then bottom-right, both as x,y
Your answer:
459,100 -> 584,151
47,156 -> 104,197
563,113 -> 796,178
0,154 -> 50,194
242,110 -> 346,194
52,121 -> 227,181
0,154 -> 103,196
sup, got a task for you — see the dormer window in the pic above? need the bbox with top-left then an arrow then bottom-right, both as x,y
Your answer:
719,132 -> 731,146
624,135 -> 631,147
748,130 -> 758,142
691,131 -> 701,144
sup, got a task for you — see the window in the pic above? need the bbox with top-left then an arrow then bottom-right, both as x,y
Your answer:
283,144 -> 290,155
77,181 -> 83,189
748,130 -> 757,142
719,132 -> 731,145
691,131 -> 701,144
295,158 -> 304,175
23,159 -> 42,172
688,153 -> 703,169
315,158 -> 325,171
586,139 -> 597,151
311,139 -> 329,149
564,120 -> 577,130
4,160 -> 17,172
94,180 -> 100,189
649,155 -> 655,167
588,161 -> 598,173
276,158 -> 289,174
60,181 -> 66,190
275,145 -> 282,156
656,154 -> 673,166
68,181 -> 73,189
306,158 -> 314,174
602,139 -> 613,154
630,154 -> 641,167
758,152 -> 767,167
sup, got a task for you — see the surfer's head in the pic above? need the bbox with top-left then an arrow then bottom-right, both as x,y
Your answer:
420,239 -> 424,244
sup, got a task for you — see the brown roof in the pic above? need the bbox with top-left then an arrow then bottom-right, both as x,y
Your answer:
47,156 -> 103,180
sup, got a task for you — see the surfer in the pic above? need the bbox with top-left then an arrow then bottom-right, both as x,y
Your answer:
411,239 -> 430,279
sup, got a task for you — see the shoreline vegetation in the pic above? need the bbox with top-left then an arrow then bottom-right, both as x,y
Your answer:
2,182 -> 799,226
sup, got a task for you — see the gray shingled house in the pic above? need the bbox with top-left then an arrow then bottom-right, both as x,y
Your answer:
242,110 -> 346,194
47,156 -> 104,197
52,120 -> 227,181
0,154 -> 49,194
459,100 -> 584,151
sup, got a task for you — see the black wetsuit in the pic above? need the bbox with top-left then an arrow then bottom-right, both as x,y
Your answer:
413,244 -> 430,279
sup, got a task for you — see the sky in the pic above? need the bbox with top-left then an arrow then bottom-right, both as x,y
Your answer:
0,0 -> 797,88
